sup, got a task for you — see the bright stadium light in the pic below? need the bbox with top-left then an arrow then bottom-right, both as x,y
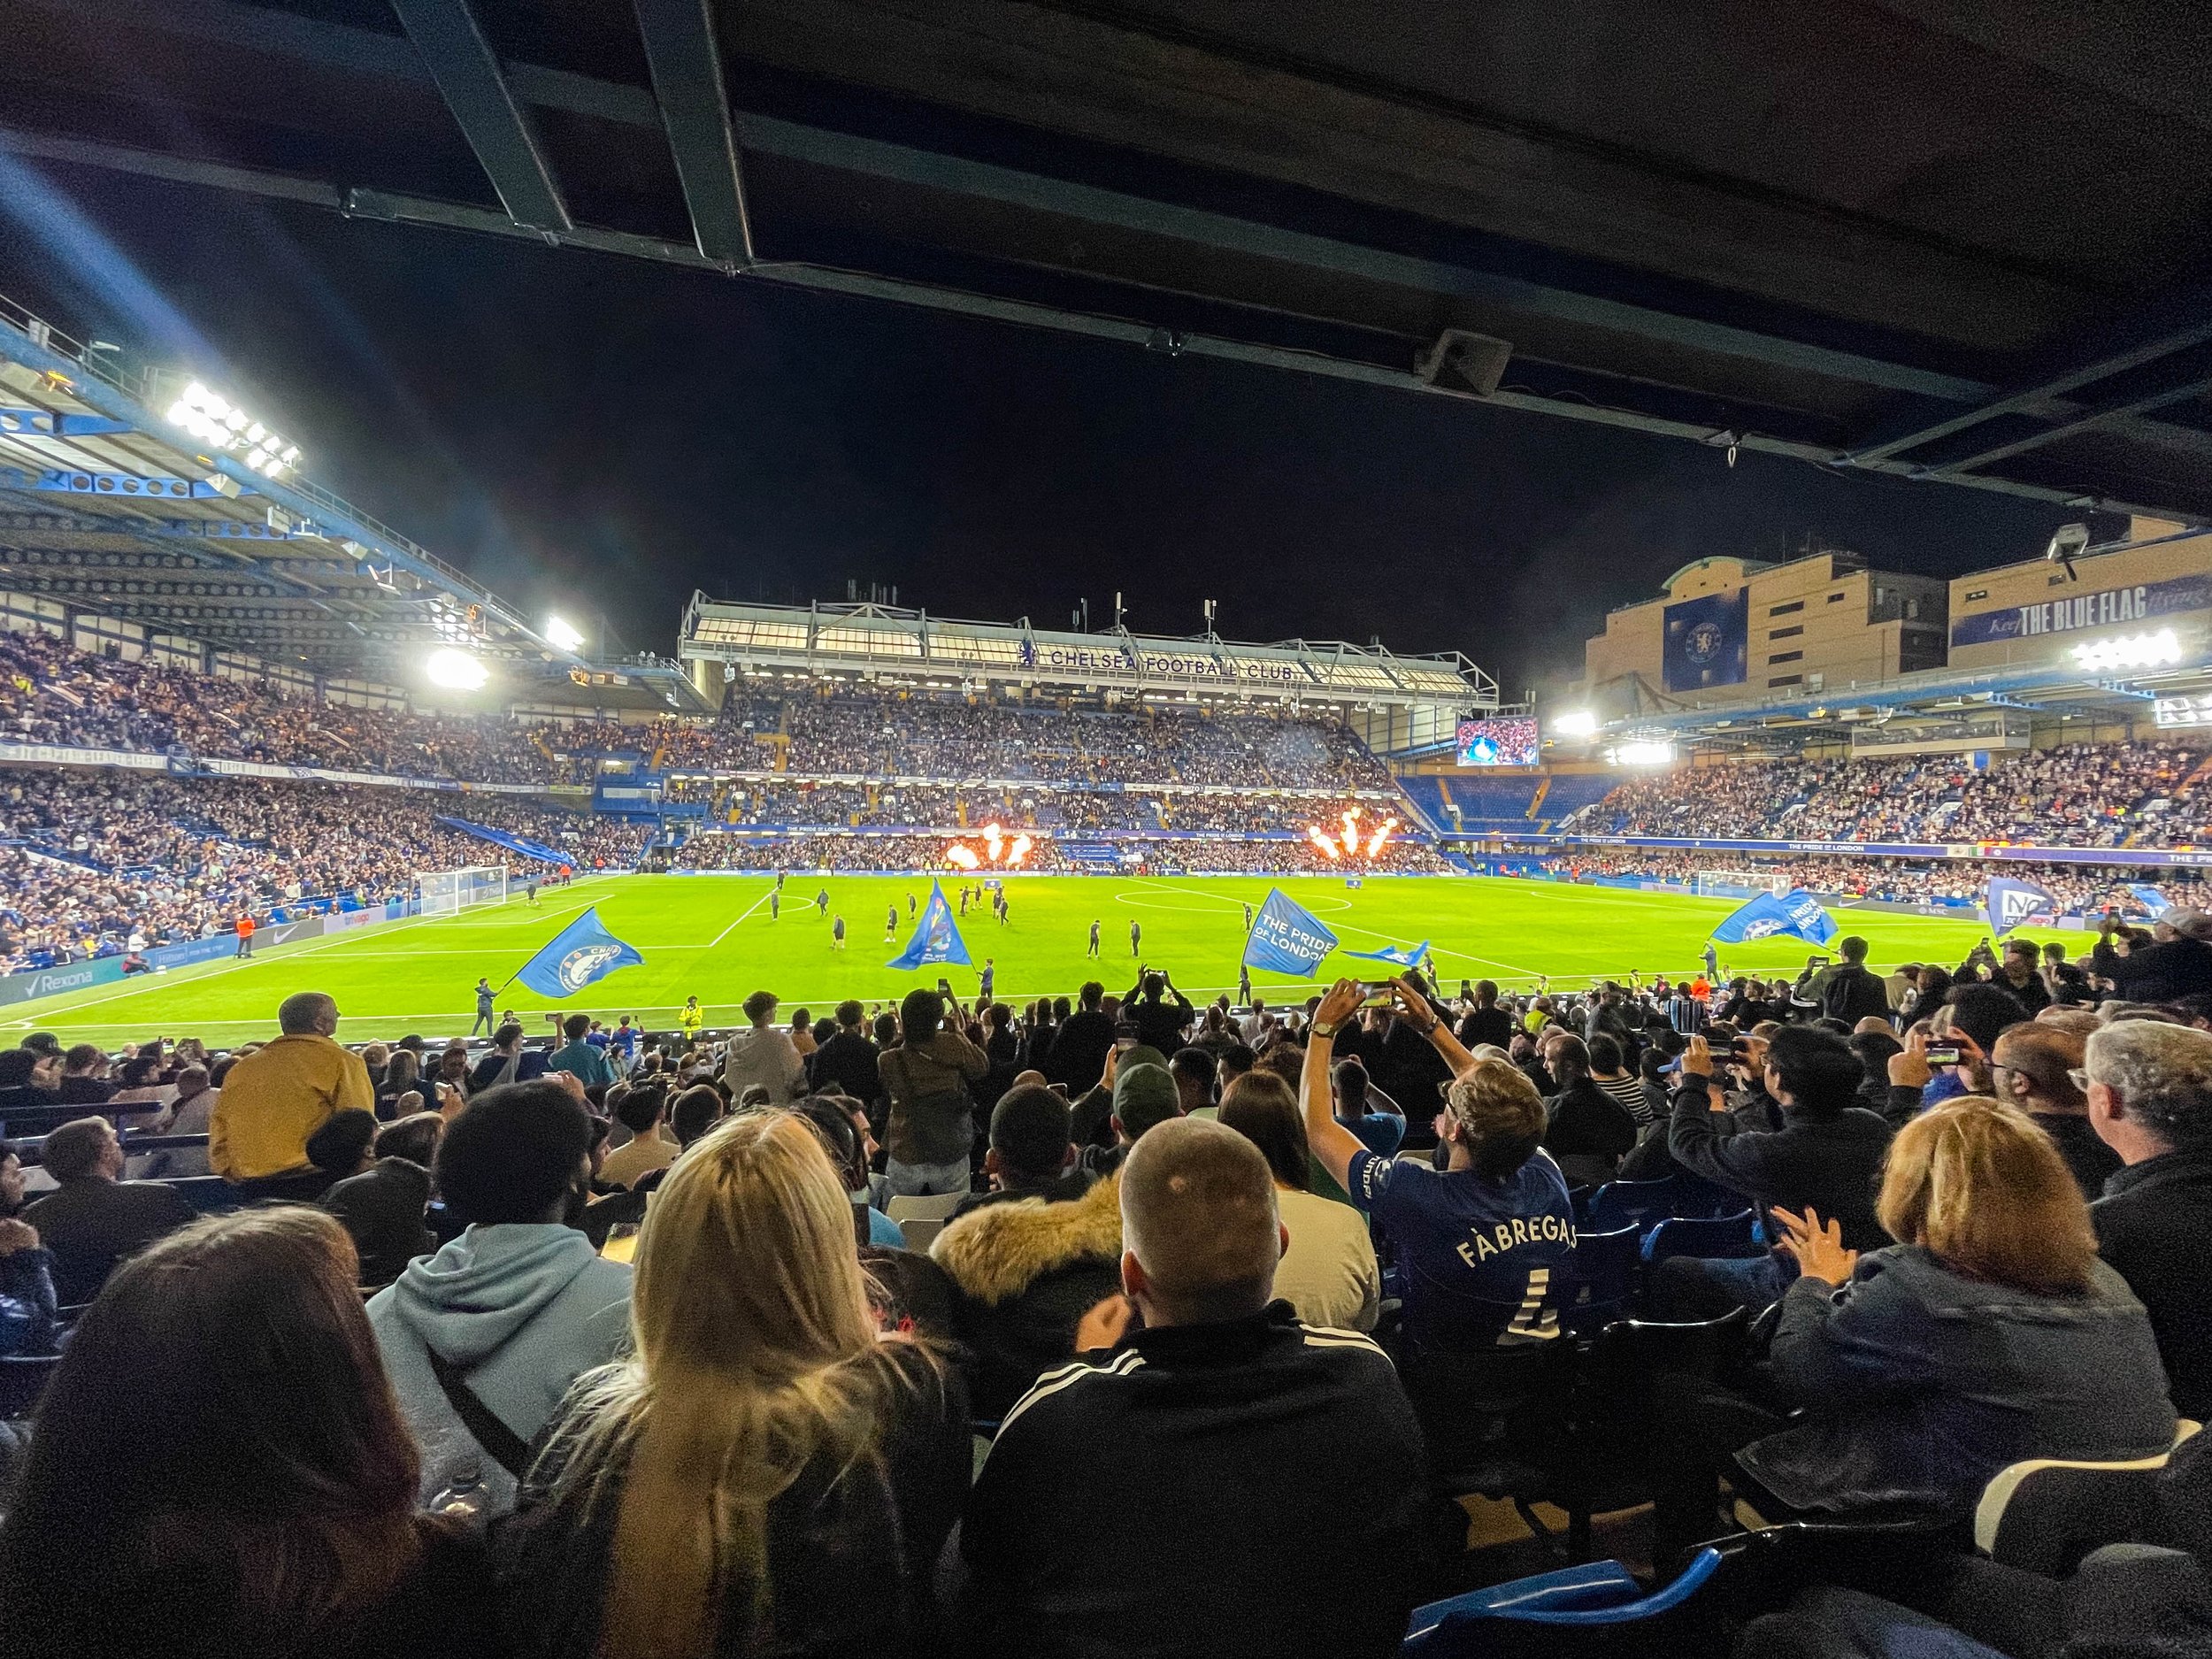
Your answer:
163,378 -> 302,478
1549,709 -> 1599,739
2070,628 -> 2182,673
1609,740 -> 1677,765
426,648 -> 489,690
544,615 -> 587,652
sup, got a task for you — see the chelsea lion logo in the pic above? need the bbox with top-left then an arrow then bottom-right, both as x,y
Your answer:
557,943 -> 623,992
1684,620 -> 1725,664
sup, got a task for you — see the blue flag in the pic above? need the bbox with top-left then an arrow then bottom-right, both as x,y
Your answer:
1985,877 -> 2057,936
2127,883 -> 2171,918
1709,888 -> 1839,947
1243,887 -> 1340,975
887,881 -> 972,970
1343,940 -> 1431,969
513,907 -> 644,998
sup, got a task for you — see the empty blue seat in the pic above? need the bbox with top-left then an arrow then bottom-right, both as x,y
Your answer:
1563,1224 -> 1640,1335
1403,1548 -> 1724,1655
1642,1210 -> 1763,1266
1586,1172 -> 1736,1234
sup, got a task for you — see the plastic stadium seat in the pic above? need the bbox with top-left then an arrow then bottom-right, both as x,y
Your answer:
1402,1548 -> 1723,1656
886,1192 -> 965,1224
898,1217 -> 947,1253
1563,1224 -> 1640,1335
166,1176 -> 243,1214
1973,1420 -> 2202,1576
1641,1210 -> 1762,1267
1585,1173 -> 1731,1235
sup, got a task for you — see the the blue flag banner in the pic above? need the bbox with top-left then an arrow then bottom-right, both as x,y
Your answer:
514,907 -> 645,998
2127,883 -> 2172,918
1243,887 -> 1340,975
1709,889 -> 1839,947
1985,876 -> 2058,936
887,881 -> 972,970
1343,940 -> 1431,969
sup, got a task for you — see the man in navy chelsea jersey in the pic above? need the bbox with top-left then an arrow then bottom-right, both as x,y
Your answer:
1304,977 -> 1577,1353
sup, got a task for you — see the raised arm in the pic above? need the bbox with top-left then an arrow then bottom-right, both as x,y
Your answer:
1302,979 -> 1371,1192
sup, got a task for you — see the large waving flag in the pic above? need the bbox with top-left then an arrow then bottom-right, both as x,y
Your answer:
514,907 -> 644,997
888,880 -> 972,970
2126,883 -> 2172,919
1343,939 -> 1431,969
1243,887 -> 1340,975
1985,876 -> 2058,936
1710,888 -> 1839,947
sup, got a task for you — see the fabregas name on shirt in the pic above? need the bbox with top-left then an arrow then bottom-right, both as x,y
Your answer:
1458,1210 -> 1578,1267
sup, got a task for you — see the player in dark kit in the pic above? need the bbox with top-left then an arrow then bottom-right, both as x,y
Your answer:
1130,918 -> 1141,956
1087,918 -> 1101,956
832,915 -> 846,950
885,904 -> 898,941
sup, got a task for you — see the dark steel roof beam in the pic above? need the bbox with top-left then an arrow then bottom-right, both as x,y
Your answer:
388,0 -> 572,232
633,0 -> 755,266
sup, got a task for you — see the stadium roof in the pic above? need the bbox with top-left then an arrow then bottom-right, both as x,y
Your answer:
682,597 -> 1494,710
4,2 -> 2212,526
0,293 -> 705,706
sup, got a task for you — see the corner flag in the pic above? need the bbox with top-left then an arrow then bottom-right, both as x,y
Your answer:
888,880 -> 972,970
513,907 -> 644,997
1243,887 -> 1339,975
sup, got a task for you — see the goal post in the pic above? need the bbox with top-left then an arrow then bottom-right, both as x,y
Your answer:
1693,869 -> 1791,899
417,864 -> 510,918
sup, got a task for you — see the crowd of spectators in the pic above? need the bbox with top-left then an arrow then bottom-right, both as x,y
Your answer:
1556,849 -> 2212,916
665,830 -> 1450,875
1583,742 -> 2208,848
0,773 -> 640,972
1,933 -> 2207,1659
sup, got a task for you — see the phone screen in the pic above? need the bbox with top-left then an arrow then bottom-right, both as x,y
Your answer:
1924,1043 -> 1963,1065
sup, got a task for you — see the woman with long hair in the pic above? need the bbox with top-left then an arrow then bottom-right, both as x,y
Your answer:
500,1110 -> 970,1659
0,1208 -> 492,1659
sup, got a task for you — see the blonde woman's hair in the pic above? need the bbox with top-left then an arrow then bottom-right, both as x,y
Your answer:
555,1110 -> 934,1657
1443,1057 -> 1546,1179
1876,1096 -> 2098,1295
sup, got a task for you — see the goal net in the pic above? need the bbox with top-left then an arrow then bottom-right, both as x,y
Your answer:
1693,869 -> 1791,898
417,864 -> 510,918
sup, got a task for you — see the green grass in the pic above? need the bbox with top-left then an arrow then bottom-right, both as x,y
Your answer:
5,872 -> 2042,1044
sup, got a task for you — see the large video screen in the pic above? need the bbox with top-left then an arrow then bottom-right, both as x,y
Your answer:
1455,717 -> 1539,767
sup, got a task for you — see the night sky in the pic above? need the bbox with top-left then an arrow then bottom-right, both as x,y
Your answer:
0,164 -> 2101,702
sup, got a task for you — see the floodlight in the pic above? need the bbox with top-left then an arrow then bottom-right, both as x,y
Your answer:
426,648 -> 489,690
1549,709 -> 1599,739
1610,740 -> 1677,765
2070,629 -> 2182,673
543,615 -> 587,652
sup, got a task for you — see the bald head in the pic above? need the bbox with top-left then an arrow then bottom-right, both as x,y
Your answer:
278,992 -> 339,1037
1118,1117 -> 1282,1328
1993,1023 -> 2087,1114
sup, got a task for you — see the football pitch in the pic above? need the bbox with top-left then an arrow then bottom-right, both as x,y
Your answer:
7,873 -> 2027,1044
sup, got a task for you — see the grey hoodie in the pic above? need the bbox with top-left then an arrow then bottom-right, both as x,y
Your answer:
368,1223 -> 632,1512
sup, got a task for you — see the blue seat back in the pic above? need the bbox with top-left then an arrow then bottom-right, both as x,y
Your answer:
166,1176 -> 243,1214
1642,1210 -> 1762,1266
1563,1224 -> 1640,1334
1404,1548 -> 1724,1653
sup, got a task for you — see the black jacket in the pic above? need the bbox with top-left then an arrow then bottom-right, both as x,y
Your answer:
1667,1079 -> 1893,1250
1813,963 -> 1893,1026
499,1341 -> 969,1659
810,1028 -> 882,1104
21,1177 -> 196,1305
319,1156 -> 434,1287
2032,1111 -> 2124,1203
1456,1006 -> 1517,1052
1544,1078 -> 1639,1175
1046,1010 -> 1114,1093
1124,990 -> 1194,1056
930,1173 -> 1124,1419
2093,1148 -> 2212,1419
961,1302 -> 1428,1659
2094,935 -> 2212,1006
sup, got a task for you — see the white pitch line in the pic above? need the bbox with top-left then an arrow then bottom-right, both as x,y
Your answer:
706,880 -> 780,949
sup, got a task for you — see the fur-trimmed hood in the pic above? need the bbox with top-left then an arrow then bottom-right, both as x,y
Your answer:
930,1172 -> 1121,1306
